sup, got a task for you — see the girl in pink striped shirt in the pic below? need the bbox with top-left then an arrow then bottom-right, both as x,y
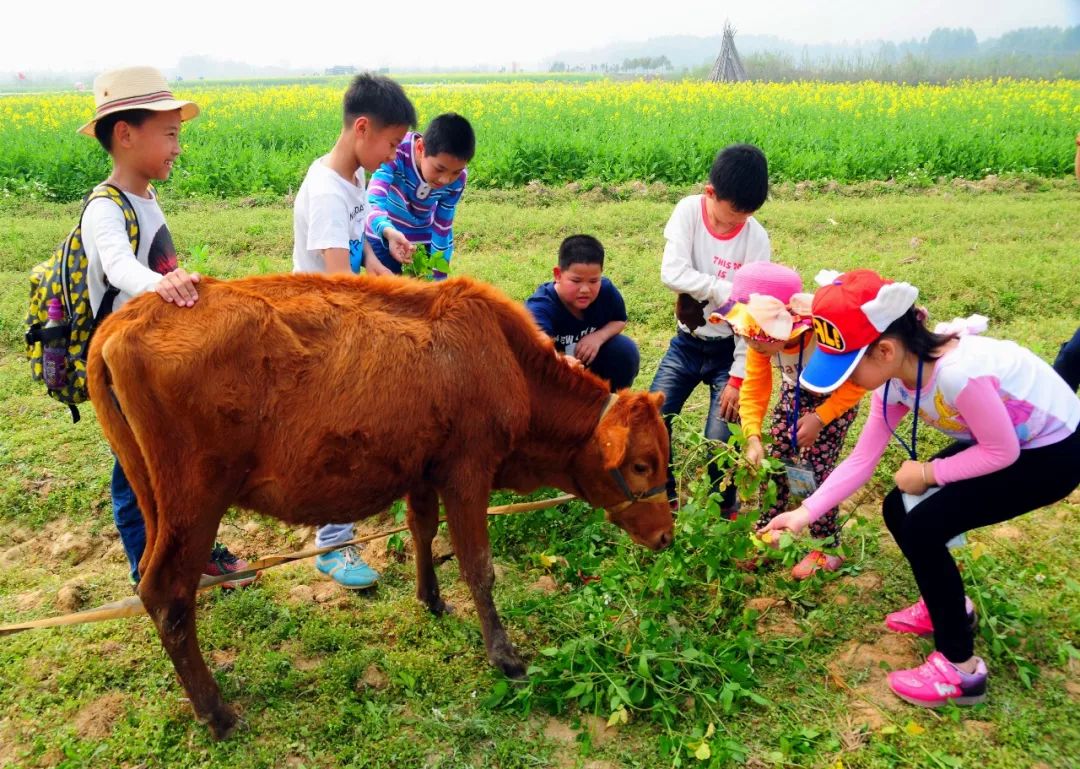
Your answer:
763,269 -> 1080,709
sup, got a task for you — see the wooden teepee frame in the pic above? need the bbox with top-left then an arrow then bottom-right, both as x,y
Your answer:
709,22 -> 747,82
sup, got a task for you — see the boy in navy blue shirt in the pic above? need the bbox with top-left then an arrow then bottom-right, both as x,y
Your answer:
526,235 -> 640,391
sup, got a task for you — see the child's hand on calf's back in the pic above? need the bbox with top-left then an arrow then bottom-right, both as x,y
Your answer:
155,268 -> 200,307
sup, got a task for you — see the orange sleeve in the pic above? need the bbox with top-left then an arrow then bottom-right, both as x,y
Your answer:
739,346 -> 774,438
815,380 -> 866,426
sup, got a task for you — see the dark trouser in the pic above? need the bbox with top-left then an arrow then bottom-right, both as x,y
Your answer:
112,459 -> 145,583
649,331 -> 737,510
587,334 -> 640,392
1053,327 -> 1080,392
759,383 -> 860,545
882,426 -> 1080,663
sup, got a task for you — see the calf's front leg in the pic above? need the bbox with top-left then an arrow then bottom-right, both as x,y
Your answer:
441,481 -> 525,678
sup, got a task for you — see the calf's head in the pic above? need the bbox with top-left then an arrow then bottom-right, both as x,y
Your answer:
573,391 -> 674,551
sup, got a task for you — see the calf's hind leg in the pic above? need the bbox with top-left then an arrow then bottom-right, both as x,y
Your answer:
408,484 -> 451,616
139,504 -> 238,740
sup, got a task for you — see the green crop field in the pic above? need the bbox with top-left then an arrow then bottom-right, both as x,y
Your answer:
2,78 -> 1078,202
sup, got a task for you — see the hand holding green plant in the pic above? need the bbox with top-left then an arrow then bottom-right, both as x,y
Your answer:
403,244 -> 451,280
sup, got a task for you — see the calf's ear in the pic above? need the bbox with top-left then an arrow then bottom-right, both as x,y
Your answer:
598,423 -> 629,470
647,392 -> 665,410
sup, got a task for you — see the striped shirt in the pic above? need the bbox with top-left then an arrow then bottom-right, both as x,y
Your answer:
364,131 -> 467,276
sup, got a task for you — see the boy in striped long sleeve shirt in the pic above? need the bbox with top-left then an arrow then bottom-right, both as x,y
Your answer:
361,113 -> 474,279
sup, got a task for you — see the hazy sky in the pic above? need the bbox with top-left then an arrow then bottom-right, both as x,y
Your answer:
4,0 -> 1078,72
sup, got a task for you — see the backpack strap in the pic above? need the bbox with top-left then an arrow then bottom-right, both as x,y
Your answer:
81,184 -> 142,325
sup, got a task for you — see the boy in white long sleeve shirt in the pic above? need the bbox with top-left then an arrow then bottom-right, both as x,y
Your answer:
79,66 -> 255,589
649,144 -> 772,514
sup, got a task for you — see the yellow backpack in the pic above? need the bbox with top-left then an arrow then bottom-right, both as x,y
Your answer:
25,184 -> 141,422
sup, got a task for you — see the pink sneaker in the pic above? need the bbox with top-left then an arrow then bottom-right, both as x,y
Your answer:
885,596 -> 976,637
888,651 -> 987,708
791,550 -> 844,580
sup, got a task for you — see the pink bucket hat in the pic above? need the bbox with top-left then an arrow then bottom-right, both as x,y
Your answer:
730,262 -> 803,305
711,262 -> 813,341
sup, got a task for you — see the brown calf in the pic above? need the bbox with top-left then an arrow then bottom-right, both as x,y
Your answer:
88,274 -> 673,739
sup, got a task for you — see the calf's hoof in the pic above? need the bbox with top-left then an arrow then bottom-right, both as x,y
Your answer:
206,704 -> 240,741
492,651 -> 528,680
420,594 -> 454,617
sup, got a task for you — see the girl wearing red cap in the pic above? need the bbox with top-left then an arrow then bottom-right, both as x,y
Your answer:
763,269 -> 1080,709
715,263 -> 864,579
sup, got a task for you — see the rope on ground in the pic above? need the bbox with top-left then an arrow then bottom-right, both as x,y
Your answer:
0,493 -> 577,637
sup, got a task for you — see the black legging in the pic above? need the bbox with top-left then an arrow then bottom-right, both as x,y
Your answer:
882,426 -> 1080,662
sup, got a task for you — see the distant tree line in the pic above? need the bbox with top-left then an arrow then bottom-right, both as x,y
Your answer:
702,26 -> 1080,83
551,26 -> 1080,82
550,56 -> 672,74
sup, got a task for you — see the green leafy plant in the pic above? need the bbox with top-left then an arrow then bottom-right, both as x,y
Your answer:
489,422 -> 801,764
403,244 -> 450,280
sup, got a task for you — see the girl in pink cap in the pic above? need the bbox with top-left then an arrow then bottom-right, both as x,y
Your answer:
763,269 -> 1080,709
715,263 -> 865,579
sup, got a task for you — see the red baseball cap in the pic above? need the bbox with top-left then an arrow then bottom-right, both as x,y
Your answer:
800,269 -> 919,393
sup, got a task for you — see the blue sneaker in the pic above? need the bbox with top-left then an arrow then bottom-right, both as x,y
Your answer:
315,545 -> 380,590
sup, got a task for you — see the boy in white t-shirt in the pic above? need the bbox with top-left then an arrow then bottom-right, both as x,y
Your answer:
79,66 -> 256,589
292,73 -> 417,589
649,144 -> 772,515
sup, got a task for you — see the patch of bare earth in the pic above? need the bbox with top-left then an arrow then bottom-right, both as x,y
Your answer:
72,692 -> 127,740
542,716 -> 620,768
746,597 -> 801,638
828,632 -> 921,729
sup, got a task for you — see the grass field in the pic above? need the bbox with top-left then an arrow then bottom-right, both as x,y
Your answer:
0,182 -> 1078,768
2,79 -> 1078,201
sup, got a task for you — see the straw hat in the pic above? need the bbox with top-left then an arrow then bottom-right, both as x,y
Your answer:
78,66 -> 199,136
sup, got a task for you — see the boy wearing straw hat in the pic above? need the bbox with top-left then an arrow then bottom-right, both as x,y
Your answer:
80,65 -> 255,589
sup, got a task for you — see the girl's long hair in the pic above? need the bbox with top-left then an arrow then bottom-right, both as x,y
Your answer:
874,307 -> 957,362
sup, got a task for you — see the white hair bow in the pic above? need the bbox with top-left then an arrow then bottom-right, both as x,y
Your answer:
861,282 -> 919,332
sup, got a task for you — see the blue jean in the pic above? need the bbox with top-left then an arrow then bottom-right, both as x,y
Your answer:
316,523 -> 355,549
588,334 -> 640,391
1054,326 -> 1080,392
649,331 -> 738,509
112,459 -> 145,583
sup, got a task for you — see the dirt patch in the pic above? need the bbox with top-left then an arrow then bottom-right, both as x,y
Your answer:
829,633 -> 921,729
210,649 -> 238,672
72,692 -> 127,740
530,575 -> 558,594
543,717 -> 577,751
746,597 -> 801,639
963,720 -> 996,739
849,571 -> 884,594
55,580 -> 87,612
311,582 -> 342,604
580,714 -> 618,747
990,524 -> 1023,542
50,532 -> 94,565
288,584 -> 316,604
359,663 -> 389,691
15,590 -> 45,612
825,570 -> 884,604
1064,678 -> 1080,699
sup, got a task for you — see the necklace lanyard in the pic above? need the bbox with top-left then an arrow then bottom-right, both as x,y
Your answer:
882,358 -> 924,459
782,339 -> 807,450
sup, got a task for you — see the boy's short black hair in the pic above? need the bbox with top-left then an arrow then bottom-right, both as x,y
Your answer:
558,234 -> 605,271
423,113 -> 475,162
708,143 -> 769,213
343,73 -> 417,128
93,108 -> 154,153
